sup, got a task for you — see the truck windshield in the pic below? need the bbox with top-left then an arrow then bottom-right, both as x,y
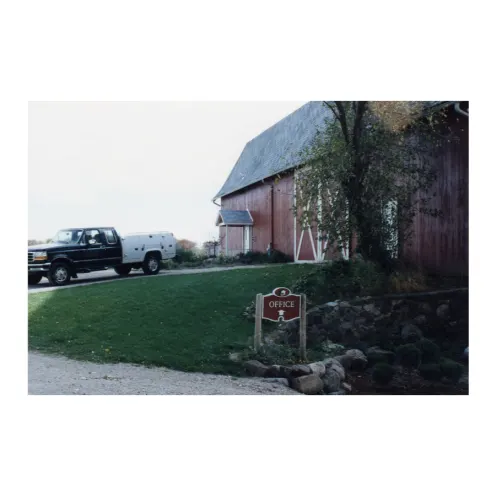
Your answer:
52,229 -> 83,244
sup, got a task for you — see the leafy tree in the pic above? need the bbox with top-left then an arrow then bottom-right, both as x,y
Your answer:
177,239 -> 197,251
294,101 -> 449,269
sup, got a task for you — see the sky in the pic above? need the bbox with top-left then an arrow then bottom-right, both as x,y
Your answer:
28,101 -> 305,245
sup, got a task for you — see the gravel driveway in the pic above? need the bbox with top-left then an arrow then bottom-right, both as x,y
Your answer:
28,352 -> 299,395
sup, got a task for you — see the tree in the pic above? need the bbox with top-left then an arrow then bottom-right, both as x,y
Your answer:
294,101 -> 448,269
177,239 -> 197,251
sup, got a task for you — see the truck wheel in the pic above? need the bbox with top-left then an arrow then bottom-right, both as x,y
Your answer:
114,265 -> 132,276
143,254 -> 161,275
28,273 -> 43,285
48,262 -> 71,286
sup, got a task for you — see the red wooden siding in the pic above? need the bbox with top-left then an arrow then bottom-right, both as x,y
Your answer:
218,105 -> 468,273
220,174 -> 295,258
402,107 -> 468,275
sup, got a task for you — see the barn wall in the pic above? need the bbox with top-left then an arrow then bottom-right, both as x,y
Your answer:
220,174 -> 295,258
402,105 -> 468,275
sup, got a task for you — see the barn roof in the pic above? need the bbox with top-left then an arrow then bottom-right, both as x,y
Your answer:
213,102 -> 330,200
216,209 -> 253,226
213,101 -> 457,200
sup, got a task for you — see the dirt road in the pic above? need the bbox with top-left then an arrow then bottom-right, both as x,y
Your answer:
28,352 -> 298,395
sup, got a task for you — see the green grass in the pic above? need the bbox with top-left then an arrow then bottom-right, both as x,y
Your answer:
28,265 -> 314,375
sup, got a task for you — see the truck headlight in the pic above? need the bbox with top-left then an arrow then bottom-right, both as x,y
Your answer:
33,251 -> 48,261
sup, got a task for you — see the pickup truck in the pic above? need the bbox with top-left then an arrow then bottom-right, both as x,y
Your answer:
28,227 -> 176,286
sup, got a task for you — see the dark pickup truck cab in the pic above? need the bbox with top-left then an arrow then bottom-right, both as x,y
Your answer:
28,227 -> 175,286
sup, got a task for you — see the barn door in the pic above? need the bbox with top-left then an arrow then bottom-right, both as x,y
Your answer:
294,171 -> 319,262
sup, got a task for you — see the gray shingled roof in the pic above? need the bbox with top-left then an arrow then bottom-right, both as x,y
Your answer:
213,101 -> 455,200
213,101 -> 331,199
216,210 -> 253,226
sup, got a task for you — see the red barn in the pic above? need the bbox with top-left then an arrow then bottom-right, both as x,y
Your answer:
213,101 -> 468,275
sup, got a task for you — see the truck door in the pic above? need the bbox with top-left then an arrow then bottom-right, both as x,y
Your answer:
83,229 -> 107,269
101,228 -> 123,265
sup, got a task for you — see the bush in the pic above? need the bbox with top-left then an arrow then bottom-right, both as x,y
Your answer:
237,249 -> 291,265
268,249 -> 291,264
237,251 -> 268,265
440,359 -> 464,383
174,246 -> 198,264
396,344 -> 421,368
240,343 -> 299,366
418,363 -> 443,381
415,339 -> 441,364
217,254 -> 237,265
161,259 -> 179,270
388,270 -> 427,293
372,363 -> 395,386
293,259 -> 386,304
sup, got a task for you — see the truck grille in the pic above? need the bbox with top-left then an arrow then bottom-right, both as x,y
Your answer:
28,252 -> 34,263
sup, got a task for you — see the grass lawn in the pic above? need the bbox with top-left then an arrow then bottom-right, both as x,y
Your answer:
28,264 -> 314,375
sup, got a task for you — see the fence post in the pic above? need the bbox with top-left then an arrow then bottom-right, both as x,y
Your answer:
254,293 -> 263,352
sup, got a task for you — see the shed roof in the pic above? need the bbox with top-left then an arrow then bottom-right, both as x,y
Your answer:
216,210 -> 253,226
213,101 -> 456,200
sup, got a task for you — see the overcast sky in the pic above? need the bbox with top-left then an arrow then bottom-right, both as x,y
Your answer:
28,101 -> 304,244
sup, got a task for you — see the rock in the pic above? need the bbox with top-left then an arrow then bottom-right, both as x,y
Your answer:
264,377 -> 290,387
322,369 -> 342,393
341,382 -> 352,392
324,358 -> 346,381
290,374 -> 324,394
363,303 -> 381,317
265,365 -> 283,378
340,321 -> 353,332
418,302 -> 433,314
401,323 -> 423,343
289,364 -> 313,378
325,301 -> 339,308
436,304 -> 450,320
366,346 -> 395,365
308,312 -> 323,327
413,314 -> 428,326
279,366 -> 293,379
244,360 -> 269,377
228,352 -> 242,363
308,362 -> 326,377
333,354 -> 354,370
339,301 -> 352,308
345,349 -> 368,370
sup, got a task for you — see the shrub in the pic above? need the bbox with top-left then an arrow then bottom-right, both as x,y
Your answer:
174,246 -> 197,264
396,344 -> 421,368
237,249 -> 291,265
440,359 -> 464,383
293,259 -> 386,304
268,249 -> 291,264
415,339 -> 441,364
240,343 -> 299,366
238,251 -> 268,265
388,270 -> 427,293
161,259 -> 179,270
217,254 -> 237,265
418,363 -> 442,381
372,363 -> 395,386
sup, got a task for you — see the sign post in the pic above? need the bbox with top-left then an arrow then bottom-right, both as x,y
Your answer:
299,294 -> 307,361
254,287 -> 306,359
254,293 -> 263,352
